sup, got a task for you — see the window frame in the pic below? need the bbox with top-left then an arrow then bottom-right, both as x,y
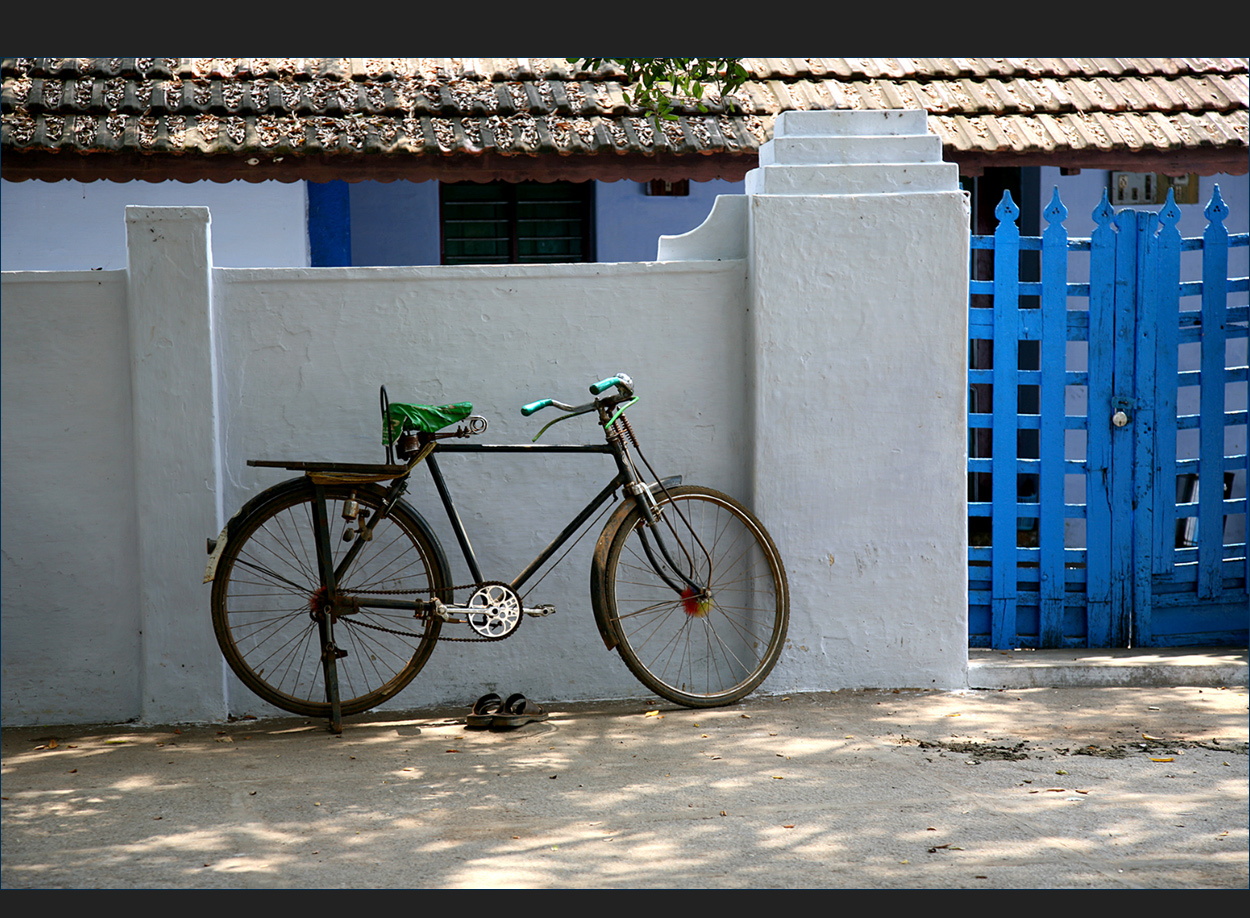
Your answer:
439,180 -> 595,266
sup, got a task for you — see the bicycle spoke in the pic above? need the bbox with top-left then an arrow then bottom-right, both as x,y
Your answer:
230,556 -> 313,598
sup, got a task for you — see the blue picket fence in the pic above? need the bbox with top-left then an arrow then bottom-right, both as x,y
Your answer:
968,186 -> 1249,648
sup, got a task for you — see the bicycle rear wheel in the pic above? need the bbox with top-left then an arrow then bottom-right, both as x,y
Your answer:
601,485 -> 788,707
211,480 -> 446,717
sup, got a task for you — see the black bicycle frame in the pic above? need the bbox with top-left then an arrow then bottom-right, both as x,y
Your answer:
427,442 -> 620,594
343,441 -> 625,614
428,440 -> 702,600
336,426 -> 699,619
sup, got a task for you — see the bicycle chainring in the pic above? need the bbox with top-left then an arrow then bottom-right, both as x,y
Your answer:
465,582 -> 523,640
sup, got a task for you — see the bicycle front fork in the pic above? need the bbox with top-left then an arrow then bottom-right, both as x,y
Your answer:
636,519 -> 703,597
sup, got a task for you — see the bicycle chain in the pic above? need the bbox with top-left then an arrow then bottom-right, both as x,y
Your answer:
337,582 -> 524,643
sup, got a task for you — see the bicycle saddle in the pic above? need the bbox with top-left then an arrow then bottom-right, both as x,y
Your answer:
384,401 -> 473,443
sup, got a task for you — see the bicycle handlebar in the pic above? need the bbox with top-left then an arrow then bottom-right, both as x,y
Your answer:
522,374 -> 634,417
590,373 -> 634,396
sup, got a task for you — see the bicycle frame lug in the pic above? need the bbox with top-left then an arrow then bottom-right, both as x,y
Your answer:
308,588 -> 329,623
413,599 -> 441,619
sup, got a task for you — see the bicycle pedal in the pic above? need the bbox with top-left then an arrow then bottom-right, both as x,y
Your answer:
525,604 -> 556,617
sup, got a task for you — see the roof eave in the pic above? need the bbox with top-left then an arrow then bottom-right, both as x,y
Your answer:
0,150 -> 758,184
4,146 -> 1245,184
950,148 -> 1248,177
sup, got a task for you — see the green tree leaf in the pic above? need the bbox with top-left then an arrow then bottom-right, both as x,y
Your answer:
567,58 -> 747,118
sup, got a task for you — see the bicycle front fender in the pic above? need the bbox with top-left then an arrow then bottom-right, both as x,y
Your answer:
589,475 -> 683,651
590,500 -> 635,651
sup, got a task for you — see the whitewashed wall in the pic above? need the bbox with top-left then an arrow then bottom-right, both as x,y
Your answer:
0,178 -> 308,270
1,272 -> 141,723
2,111 -> 972,725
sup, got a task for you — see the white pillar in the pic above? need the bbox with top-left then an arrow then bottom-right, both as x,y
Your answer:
125,206 -> 226,722
747,110 -> 970,689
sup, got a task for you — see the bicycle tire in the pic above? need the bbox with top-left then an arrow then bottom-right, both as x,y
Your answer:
211,480 -> 447,717
601,485 -> 788,707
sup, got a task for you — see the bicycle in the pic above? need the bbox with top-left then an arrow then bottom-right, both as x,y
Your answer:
204,374 -> 789,732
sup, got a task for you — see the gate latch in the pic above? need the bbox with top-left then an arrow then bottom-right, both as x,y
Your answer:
1111,396 -> 1134,428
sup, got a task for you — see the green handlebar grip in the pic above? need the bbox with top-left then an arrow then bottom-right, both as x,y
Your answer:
590,376 -> 620,395
521,398 -> 553,417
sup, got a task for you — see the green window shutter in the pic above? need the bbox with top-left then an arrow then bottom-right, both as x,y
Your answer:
441,181 -> 593,265
441,182 -> 511,264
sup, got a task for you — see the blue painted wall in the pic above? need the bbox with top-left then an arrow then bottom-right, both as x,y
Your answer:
307,181 -> 352,267
331,178 -> 744,267
594,178 -> 745,263
349,180 -> 441,266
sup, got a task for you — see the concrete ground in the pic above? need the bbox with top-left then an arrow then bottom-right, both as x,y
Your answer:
2,649 -> 1246,889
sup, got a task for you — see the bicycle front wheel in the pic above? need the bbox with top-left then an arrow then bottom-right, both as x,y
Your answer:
211,481 -> 446,717
602,485 -> 788,707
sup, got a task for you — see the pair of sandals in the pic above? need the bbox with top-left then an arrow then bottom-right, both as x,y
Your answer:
465,692 -> 549,729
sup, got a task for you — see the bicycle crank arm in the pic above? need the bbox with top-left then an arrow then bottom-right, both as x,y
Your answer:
422,599 -> 556,622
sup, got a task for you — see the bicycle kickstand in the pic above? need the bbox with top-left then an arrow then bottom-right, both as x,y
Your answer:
321,640 -> 344,735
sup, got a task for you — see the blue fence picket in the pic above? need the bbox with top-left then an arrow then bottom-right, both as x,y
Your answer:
990,192 -> 1022,649
1085,193 -> 1117,646
1198,188 -> 1231,601
1130,203 -> 1166,646
1136,194 -> 1182,646
1038,190 -> 1068,646
1151,197 -> 1182,591
1109,208 -> 1143,645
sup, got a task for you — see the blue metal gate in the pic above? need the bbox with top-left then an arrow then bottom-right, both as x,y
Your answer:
969,186 -> 1248,648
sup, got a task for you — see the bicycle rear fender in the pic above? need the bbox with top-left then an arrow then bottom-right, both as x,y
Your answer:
203,477 -> 452,597
589,475 -> 682,651
204,476 -> 310,584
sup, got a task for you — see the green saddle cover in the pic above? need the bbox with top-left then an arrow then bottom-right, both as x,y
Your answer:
384,402 -> 473,444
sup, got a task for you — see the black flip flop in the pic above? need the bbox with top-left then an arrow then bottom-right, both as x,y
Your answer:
465,692 -> 504,728
492,692 -> 549,729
